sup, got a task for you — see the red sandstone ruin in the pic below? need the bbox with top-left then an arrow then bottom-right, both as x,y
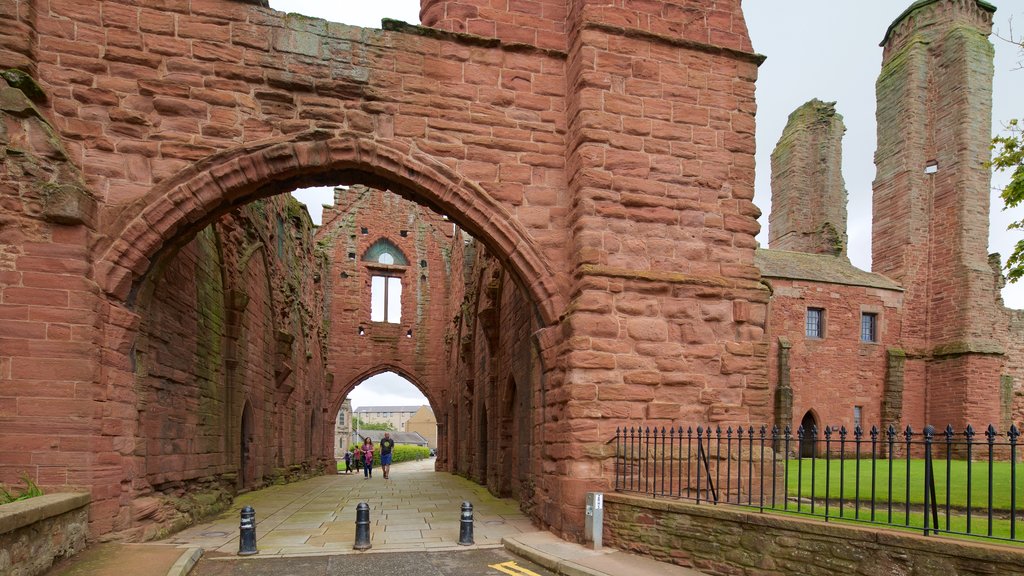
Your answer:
0,0 -> 1019,545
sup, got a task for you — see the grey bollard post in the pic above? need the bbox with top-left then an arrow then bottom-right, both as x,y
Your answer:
238,505 -> 258,556
354,502 -> 372,550
458,501 -> 474,545
584,492 -> 603,550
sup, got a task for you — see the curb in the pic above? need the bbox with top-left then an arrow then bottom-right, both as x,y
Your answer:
165,547 -> 203,576
502,537 -> 608,576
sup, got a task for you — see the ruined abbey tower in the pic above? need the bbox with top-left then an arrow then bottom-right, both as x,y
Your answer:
762,0 -> 1022,435
873,0 -> 1005,430
768,99 -> 848,258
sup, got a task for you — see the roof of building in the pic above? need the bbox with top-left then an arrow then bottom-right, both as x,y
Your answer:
354,430 -> 428,445
353,405 -> 425,413
755,249 -> 903,291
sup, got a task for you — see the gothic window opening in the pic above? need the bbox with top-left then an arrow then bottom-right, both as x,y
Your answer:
363,239 -> 408,324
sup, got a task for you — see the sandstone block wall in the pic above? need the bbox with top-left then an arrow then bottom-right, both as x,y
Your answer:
0,493 -> 90,576
764,278 -> 904,432
319,186 -> 454,418
0,0 -> 765,542
604,493 -> 1024,576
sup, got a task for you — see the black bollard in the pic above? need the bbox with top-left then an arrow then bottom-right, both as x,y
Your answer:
238,505 -> 258,556
458,501 -> 474,546
354,502 -> 372,550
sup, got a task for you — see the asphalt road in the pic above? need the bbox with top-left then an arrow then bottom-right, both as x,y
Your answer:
189,548 -> 556,576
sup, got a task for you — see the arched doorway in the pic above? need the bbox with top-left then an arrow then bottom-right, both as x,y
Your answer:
240,401 -> 255,488
799,410 -> 818,458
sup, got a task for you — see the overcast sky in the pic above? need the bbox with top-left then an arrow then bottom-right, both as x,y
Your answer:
269,0 -> 1024,407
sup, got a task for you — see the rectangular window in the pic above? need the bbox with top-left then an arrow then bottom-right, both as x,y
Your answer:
853,406 -> 863,429
806,308 -> 824,339
371,275 -> 403,324
861,312 -> 878,342
387,277 -> 402,323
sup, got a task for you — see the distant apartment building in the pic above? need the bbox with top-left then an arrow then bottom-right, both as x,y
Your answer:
354,405 -> 423,431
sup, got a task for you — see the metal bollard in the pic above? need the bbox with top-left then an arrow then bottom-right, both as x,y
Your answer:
238,505 -> 258,556
458,501 -> 474,545
353,502 -> 372,550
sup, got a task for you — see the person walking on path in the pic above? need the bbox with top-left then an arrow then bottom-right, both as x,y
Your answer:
343,449 -> 352,474
361,438 -> 375,479
380,432 -> 395,480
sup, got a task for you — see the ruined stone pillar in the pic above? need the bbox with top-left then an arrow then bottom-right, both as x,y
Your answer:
768,99 -> 848,257
872,0 -> 1003,430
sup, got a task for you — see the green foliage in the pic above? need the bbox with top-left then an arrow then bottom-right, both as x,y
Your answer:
0,474 -> 43,505
338,444 -> 432,470
993,119 -> 1024,282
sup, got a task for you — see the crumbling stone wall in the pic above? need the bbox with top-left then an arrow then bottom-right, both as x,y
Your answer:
768,99 -> 848,257
129,194 -> 329,540
0,0 -> 765,542
445,240 -> 541,514
318,185 -> 455,441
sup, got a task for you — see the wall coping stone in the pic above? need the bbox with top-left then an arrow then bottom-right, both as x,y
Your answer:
0,492 -> 91,536
604,492 -> 1024,565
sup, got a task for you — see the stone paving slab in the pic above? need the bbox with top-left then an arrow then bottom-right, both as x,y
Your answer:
166,458 -> 536,556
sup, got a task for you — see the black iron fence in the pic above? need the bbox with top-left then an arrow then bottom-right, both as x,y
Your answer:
613,424 -> 1023,544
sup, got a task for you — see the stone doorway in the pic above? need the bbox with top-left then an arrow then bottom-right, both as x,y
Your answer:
799,411 -> 818,458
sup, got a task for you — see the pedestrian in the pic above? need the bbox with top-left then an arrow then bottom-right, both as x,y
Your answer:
380,432 -> 395,480
361,437 -> 375,478
343,449 -> 352,474
352,445 -> 362,474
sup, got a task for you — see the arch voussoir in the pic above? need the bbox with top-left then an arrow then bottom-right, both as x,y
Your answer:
96,135 -> 563,326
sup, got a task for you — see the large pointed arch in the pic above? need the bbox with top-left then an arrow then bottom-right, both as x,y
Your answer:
330,362 -> 439,419
93,131 -> 564,326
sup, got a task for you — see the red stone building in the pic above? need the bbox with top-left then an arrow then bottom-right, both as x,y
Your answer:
0,0 -> 767,542
761,0 -> 1023,440
0,0 -> 1019,547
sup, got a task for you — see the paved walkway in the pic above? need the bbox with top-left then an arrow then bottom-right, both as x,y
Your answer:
47,459 -> 707,576
167,458 -> 534,555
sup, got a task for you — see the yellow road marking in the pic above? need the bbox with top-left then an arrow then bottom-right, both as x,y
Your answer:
488,560 -> 543,576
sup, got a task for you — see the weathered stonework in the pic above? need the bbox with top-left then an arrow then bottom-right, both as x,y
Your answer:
873,0 -> 1002,431
0,492 -> 90,576
768,99 -> 848,257
604,492 -> 1024,576
0,0 -> 766,543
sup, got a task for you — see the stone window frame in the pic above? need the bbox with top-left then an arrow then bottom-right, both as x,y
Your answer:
362,239 -> 409,325
859,305 -> 882,344
805,307 -> 825,339
860,312 -> 878,343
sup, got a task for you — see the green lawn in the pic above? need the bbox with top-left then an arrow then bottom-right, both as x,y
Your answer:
782,458 -> 1024,511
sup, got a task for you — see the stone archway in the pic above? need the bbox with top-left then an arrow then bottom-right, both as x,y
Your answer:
800,410 -> 819,458
93,134 -> 564,326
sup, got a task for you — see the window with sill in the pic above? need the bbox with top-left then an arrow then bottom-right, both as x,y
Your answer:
806,307 -> 824,339
861,312 -> 878,343
362,239 -> 408,324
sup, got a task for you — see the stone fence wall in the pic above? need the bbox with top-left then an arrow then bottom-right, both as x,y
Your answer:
0,493 -> 90,576
604,493 -> 1024,576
